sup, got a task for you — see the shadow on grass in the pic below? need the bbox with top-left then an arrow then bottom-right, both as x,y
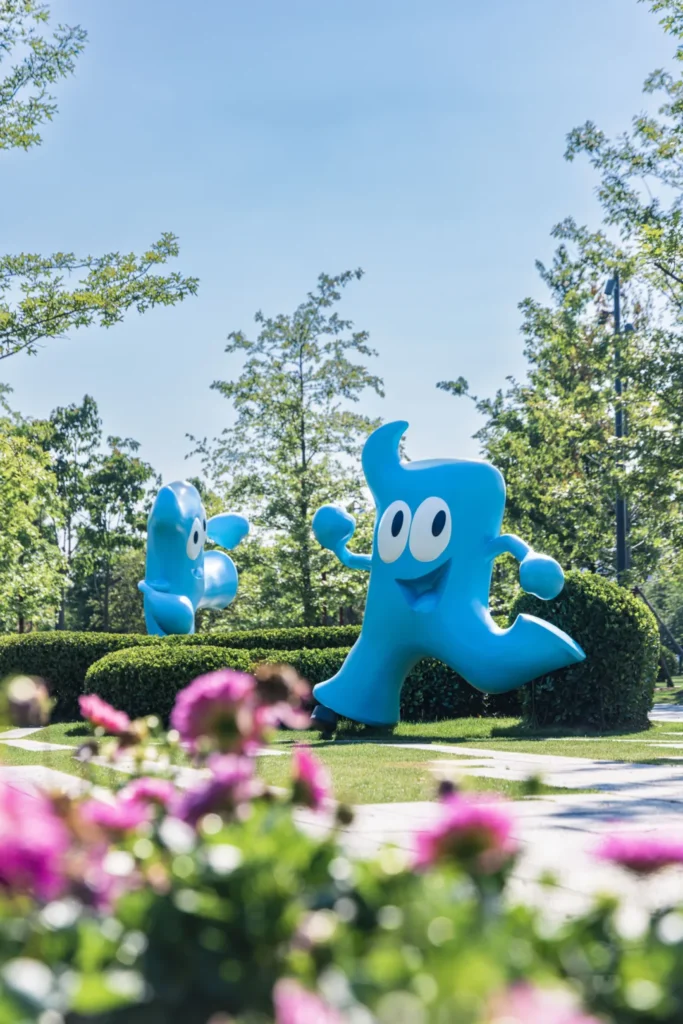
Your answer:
64,724 -> 91,738
275,717 -> 659,747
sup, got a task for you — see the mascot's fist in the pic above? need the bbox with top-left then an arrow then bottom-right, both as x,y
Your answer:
519,552 -> 564,601
312,505 -> 356,554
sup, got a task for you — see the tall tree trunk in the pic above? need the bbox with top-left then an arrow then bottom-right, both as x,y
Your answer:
103,559 -> 110,632
297,344 -> 315,626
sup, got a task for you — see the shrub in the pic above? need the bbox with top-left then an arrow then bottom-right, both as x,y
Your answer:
0,631 -> 160,720
164,625 -> 362,650
511,570 -> 659,730
86,642 -> 518,724
4,667 -> 683,1022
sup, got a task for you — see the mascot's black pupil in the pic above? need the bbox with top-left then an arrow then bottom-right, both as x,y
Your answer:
432,510 -> 446,537
391,510 -> 404,537
193,531 -> 199,544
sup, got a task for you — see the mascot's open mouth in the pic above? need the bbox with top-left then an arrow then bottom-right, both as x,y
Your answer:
396,559 -> 451,613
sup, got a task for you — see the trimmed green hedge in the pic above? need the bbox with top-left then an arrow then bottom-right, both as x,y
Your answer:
164,626 -> 362,650
0,624 -> 522,725
84,642 -> 518,724
511,570 -> 659,730
0,632 -> 160,720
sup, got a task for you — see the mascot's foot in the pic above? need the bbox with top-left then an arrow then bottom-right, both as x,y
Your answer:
311,704 -> 339,736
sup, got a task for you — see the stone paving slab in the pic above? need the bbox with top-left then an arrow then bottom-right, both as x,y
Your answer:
0,727 -> 43,740
0,739 -> 73,752
4,725 -> 683,915
650,704 -> 683,721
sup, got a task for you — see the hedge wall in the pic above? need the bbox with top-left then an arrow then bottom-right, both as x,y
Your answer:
0,626 -> 522,725
0,632 -> 160,720
84,643 -> 519,724
511,571 -> 659,730
164,626 -> 362,651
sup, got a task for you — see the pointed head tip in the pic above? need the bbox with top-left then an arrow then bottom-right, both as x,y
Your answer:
362,420 -> 408,495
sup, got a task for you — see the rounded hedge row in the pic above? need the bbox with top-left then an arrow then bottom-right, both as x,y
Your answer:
165,626 -> 363,651
84,643 -> 517,724
0,631 -> 161,720
511,570 -> 659,730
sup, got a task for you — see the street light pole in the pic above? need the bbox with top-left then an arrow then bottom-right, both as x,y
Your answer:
607,272 -> 629,582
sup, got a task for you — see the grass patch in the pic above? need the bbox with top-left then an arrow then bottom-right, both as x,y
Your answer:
11,713 -> 683,804
0,742 -> 127,788
256,743 -> 592,804
271,716 -> 683,763
653,679 -> 683,705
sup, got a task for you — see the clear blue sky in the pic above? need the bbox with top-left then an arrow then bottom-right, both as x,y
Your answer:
1,0 -> 674,481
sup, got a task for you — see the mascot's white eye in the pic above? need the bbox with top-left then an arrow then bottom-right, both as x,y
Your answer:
186,517 -> 204,560
377,500 -> 412,563
409,497 -> 452,562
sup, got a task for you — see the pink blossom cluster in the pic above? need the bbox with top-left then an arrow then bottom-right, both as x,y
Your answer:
291,745 -> 330,811
170,666 -> 311,756
79,694 -> 132,737
415,793 -> 518,874
273,979 -> 343,1024
596,834 -> 683,875
0,784 -> 69,900
488,983 -> 602,1024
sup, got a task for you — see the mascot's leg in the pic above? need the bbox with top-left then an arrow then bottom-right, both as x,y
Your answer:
438,613 -> 585,694
312,633 -> 419,727
139,583 -> 195,636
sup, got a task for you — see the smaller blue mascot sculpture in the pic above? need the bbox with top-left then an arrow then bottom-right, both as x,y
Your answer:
139,480 -> 249,636
311,421 -> 585,728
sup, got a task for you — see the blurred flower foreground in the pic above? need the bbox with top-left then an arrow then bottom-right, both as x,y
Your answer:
0,667 -> 682,1024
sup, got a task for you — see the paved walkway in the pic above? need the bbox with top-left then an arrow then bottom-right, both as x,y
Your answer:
3,715 -> 683,916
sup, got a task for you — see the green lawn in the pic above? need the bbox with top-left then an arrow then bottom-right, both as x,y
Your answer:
653,680 -> 683,705
0,741 -> 126,788
4,721 -> 591,803
11,711 -> 683,804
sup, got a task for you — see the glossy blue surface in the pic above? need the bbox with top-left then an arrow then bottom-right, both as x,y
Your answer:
139,481 -> 249,636
312,421 -> 585,726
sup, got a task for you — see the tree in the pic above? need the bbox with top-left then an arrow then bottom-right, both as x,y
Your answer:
0,391 -> 64,631
45,395 -> 100,627
439,1 -> 683,592
71,436 -> 154,632
0,1 -> 198,360
192,271 -> 383,627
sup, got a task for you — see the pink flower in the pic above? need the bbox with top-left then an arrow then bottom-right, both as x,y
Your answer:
415,794 -> 517,873
79,694 -> 132,736
0,784 -> 69,900
120,777 -> 176,808
596,834 -> 683,875
273,979 -> 343,1024
81,798 -> 150,835
170,670 -> 259,753
488,984 -> 601,1024
292,746 -> 330,811
172,754 -> 256,826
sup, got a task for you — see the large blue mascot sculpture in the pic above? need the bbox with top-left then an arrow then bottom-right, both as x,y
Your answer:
139,480 -> 249,636
311,421 -> 585,728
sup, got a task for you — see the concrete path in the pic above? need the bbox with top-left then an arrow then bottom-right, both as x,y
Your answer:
3,725 -> 683,916
650,703 -> 683,722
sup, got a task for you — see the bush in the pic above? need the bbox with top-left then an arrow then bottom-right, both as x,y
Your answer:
86,642 -> 519,724
165,625 -> 362,650
511,570 -> 659,730
5,663 -> 683,1023
0,631 -> 160,720
658,644 -> 679,682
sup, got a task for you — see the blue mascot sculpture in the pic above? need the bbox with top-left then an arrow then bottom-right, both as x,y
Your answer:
139,480 -> 249,636
311,421 -> 585,728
